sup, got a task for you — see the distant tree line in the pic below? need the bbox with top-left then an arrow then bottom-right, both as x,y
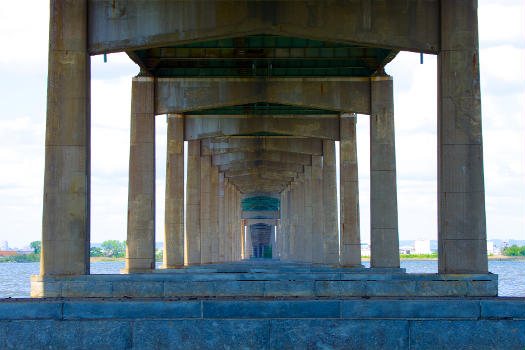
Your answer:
90,240 -> 126,258
502,245 -> 525,257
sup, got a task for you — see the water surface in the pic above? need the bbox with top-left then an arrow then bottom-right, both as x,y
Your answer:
0,260 -> 522,298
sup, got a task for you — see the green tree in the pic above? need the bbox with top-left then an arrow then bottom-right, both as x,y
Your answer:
90,247 -> 104,257
101,240 -> 126,257
502,245 -> 525,257
30,241 -> 41,255
155,248 -> 163,262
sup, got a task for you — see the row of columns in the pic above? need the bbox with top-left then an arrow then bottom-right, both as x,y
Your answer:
42,0 -> 487,276
124,94 -> 245,271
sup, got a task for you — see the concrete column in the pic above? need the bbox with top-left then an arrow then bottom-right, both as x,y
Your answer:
225,181 -> 232,261
210,165 -> 219,263
186,140 -> 201,265
42,0 -> 90,275
280,189 -> 288,261
200,155 -> 212,264
303,165 -> 313,263
296,175 -> 306,261
289,181 -> 297,261
438,0 -> 487,274
272,225 -> 278,259
125,76 -> 156,272
163,114 -> 184,268
370,77 -> 400,268
236,190 -> 242,260
340,113 -> 362,267
218,172 -> 226,262
322,140 -> 339,265
311,156 -> 324,264
246,224 -> 252,258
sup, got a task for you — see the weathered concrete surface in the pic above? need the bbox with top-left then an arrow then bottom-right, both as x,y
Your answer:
30,260 -> 497,298
163,114 -> 184,268
157,78 -> 370,116
186,140 -> 201,265
212,151 -> 312,166
200,155 -> 212,264
125,76 -> 156,272
340,114 -> 361,267
201,137 -> 323,156
42,0 -> 90,276
184,114 -> 339,140
370,77 -> 400,269
88,0 -> 440,54
3,296 -> 522,349
311,156 -> 324,264
438,0 -> 488,274
322,140 -> 339,265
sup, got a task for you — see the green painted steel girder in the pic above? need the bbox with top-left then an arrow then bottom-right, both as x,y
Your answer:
242,196 -> 280,211
131,35 -> 397,78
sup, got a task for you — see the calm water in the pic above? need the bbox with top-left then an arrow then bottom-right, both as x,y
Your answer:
0,261 -> 523,298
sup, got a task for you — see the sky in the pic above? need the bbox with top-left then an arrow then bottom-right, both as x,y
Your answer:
0,1 -> 523,248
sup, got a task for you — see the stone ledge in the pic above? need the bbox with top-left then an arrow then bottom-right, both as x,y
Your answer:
30,272 -> 498,298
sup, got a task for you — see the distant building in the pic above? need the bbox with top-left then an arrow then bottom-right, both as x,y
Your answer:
487,241 -> 495,255
0,251 -> 18,257
399,246 -> 413,255
360,244 -> 370,257
414,240 -> 431,255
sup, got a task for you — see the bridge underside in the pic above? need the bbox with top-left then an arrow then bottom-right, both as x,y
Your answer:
13,1 -> 525,349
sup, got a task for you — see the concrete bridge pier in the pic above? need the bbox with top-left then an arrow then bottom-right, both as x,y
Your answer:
322,140 -> 339,265
163,114 -> 184,269
438,0 -> 488,274
370,77 -> 400,269
41,0 -> 90,276
124,76 -> 156,273
340,113 -> 362,267
186,140 -> 201,265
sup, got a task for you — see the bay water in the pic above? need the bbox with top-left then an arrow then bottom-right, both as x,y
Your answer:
0,260 -> 523,298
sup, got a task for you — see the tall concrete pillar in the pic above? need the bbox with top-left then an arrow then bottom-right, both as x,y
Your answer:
246,224 -> 252,258
296,175 -> 306,261
438,0 -> 487,274
186,140 -> 201,265
225,181 -> 232,261
280,189 -> 289,261
125,76 -> 156,272
370,76 -> 400,269
272,225 -> 279,259
236,190 -> 242,260
42,0 -> 90,275
210,166 -> 219,263
322,140 -> 339,265
163,114 -> 184,268
303,165 -> 313,263
340,114 -> 362,267
311,156 -> 324,264
289,181 -> 297,261
218,172 -> 226,262
200,155 -> 212,264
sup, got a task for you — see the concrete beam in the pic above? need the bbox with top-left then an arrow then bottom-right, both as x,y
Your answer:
212,151 -> 311,167
225,169 -> 298,180
157,78 -> 370,116
218,160 -> 303,174
88,0 -> 439,54
184,114 -> 339,140
201,138 -> 323,156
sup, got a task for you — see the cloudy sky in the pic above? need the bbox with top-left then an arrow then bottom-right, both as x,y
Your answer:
0,0 -> 523,248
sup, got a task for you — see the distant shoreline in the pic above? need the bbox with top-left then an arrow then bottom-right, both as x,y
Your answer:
1,256 -> 523,263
